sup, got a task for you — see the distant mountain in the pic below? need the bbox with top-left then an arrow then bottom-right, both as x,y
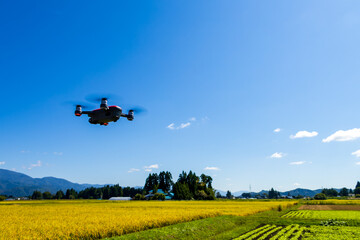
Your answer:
0,169 -> 104,197
217,188 -> 339,198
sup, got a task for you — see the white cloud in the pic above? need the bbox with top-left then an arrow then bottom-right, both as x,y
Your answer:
204,166 -> 220,171
356,162 -> 360,165
189,117 -> 196,121
289,161 -> 306,165
144,164 -> 159,172
28,160 -> 42,170
53,152 -> 63,156
274,128 -> 281,133
352,149 -> 360,158
128,168 -> 140,173
167,123 -> 175,130
290,131 -> 318,139
0,161 -> 5,165
294,183 -> 301,187
323,128 -> 360,143
179,122 -> 191,129
225,178 -> 231,181
270,152 -> 285,159
167,122 -> 191,130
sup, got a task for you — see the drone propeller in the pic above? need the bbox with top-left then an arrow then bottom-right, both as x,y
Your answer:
85,94 -> 120,103
63,101 -> 93,109
128,106 -> 147,114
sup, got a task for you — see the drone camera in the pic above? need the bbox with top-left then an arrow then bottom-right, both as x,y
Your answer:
75,105 -> 82,116
127,110 -> 134,121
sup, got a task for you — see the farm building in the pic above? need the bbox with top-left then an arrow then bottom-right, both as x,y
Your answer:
109,197 -> 132,201
145,189 -> 174,200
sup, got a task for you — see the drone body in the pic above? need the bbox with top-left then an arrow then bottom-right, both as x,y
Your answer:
75,98 -> 134,126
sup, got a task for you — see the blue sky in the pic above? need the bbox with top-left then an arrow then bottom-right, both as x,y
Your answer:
1,1 -> 360,192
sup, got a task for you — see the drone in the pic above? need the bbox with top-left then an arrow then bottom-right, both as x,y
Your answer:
74,97 -> 143,126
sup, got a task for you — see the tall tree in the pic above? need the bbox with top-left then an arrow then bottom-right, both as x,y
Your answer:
31,191 -> 42,200
226,190 -> 232,199
159,171 -> 173,192
339,188 -> 349,197
55,190 -> 64,199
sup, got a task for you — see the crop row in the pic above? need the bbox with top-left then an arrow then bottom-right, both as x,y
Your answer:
236,224 -> 360,240
281,210 -> 360,220
235,224 -> 306,240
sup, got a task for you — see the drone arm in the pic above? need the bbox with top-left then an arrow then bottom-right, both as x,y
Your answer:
79,111 -> 92,116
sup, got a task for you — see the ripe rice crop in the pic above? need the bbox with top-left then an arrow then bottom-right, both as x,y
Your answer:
282,210 -> 360,220
0,200 -> 296,240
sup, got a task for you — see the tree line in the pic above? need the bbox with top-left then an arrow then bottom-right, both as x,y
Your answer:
31,185 -> 143,200
28,170 -> 216,200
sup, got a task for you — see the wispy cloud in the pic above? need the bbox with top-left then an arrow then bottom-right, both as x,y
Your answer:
294,183 -> 301,187
290,131 -> 318,139
270,152 -> 285,159
0,161 -> 5,165
189,117 -> 196,121
289,161 -> 306,165
167,122 -> 191,130
204,166 -> 220,171
352,149 -> 360,158
20,150 -> 30,153
167,123 -> 175,130
323,128 -> 360,143
356,162 -> 360,165
144,164 -> 159,172
28,160 -> 42,170
274,128 -> 281,133
53,152 -> 63,156
128,168 -> 140,173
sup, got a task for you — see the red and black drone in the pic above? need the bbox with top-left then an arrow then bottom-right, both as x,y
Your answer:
74,97 -> 144,126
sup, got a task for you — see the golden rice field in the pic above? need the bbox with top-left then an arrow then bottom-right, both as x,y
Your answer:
0,200 -> 297,240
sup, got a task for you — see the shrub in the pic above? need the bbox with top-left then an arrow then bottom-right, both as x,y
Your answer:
133,193 -> 145,200
314,193 -> 327,200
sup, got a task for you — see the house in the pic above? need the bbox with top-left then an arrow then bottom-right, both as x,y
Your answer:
145,189 -> 174,200
109,197 -> 132,201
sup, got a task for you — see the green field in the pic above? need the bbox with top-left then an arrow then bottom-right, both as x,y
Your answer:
107,201 -> 360,240
282,210 -> 360,220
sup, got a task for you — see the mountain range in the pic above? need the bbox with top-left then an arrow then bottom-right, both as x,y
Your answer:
1,168 -> 332,198
0,169 -> 103,197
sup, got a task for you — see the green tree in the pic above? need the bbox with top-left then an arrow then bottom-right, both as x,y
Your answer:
173,182 -> 192,200
339,188 -> 349,197
216,192 -> 222,198
356,181 -> 360,189
31,190 -> 42,200
268,188 -> 280,199
321,188 -> 338,197
42,191 -> 53,199
314,193 -> 327,200
65,188 -> 78,199
226,190 -> 233,199
158,171 -> 173,192
144,173 -> 159,193
354,187 -> 360,195
55,190 -> 64,199
133,193 -> 145,200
